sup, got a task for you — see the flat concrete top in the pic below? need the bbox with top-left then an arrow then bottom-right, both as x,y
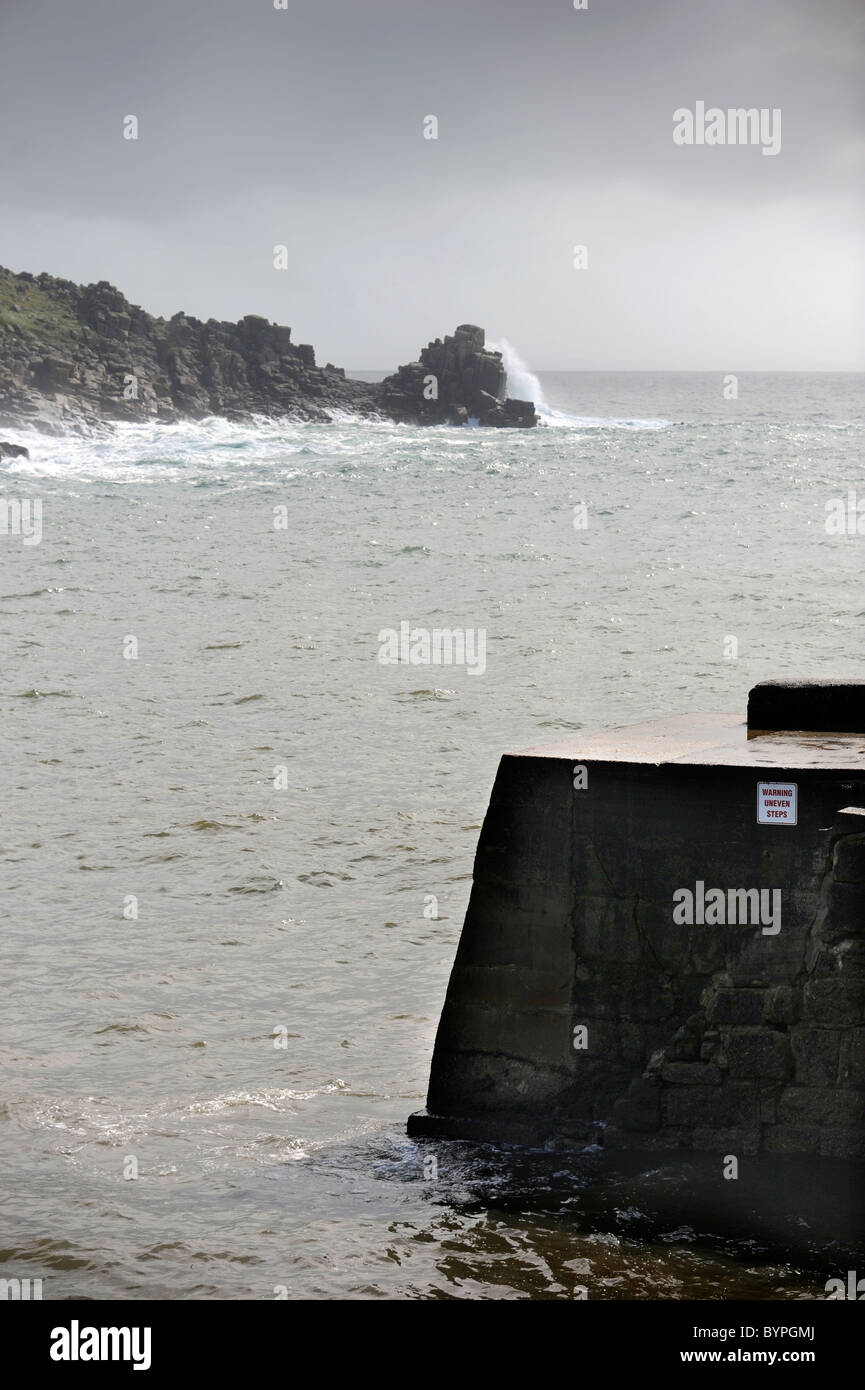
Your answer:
515,712 -> 865,770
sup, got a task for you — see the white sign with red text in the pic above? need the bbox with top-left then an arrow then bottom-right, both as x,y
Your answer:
758,781 -> 797,825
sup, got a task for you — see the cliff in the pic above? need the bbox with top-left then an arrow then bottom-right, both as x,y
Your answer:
0,267 -> 537,433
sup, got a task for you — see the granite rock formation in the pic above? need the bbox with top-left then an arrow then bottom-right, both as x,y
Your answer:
0,267 -> 537,434
379,325 -> 537,427
0,440 -> 29,459
0,267 -> 378,433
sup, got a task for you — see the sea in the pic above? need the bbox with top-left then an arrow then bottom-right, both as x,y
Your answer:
1,355 -> 863,1300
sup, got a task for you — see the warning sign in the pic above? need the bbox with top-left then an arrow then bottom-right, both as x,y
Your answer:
758,781 -> 797,825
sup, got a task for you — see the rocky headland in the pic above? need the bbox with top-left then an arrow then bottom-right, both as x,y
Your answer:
0,266 -> 537,436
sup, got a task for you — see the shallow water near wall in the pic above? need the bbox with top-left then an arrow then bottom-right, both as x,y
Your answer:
1,371 -> 863,1299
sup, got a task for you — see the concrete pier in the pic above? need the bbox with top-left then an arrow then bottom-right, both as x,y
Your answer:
408,687 -> 865,1161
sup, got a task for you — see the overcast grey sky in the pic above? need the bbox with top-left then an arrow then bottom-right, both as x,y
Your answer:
0,0 -> 862,369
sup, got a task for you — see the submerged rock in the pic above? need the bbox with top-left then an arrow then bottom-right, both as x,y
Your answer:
0,439 -> 29,459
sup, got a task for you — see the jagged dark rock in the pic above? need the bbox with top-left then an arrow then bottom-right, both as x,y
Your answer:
0,266 -> 379,431
0,440 -> 29,459
379,324 -> 537,428
0,266 -> 538,433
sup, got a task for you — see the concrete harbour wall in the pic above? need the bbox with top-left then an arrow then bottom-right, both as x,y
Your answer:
408,699 -> 865,1162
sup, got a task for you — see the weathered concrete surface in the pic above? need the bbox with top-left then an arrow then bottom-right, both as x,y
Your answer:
408,702 -> 865,1163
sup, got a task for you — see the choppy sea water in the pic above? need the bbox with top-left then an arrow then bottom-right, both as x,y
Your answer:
1,370 -> 863,1300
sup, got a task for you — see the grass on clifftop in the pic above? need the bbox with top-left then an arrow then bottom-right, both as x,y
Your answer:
0,271 -> 83,351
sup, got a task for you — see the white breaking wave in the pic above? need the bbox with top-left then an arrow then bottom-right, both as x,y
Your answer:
490,338 -> 675,430
0,384 -> 676,483
489,338 -> 552,417
0,414 -> 401,481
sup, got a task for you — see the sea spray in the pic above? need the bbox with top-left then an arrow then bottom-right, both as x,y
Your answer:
489,339 -> 550,415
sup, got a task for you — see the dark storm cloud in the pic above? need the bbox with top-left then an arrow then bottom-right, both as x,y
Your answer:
0,0 -> 862,367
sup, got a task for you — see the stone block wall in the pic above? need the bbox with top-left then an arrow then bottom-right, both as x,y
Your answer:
608,831 -> 865,1159
409,747 -> 865,1163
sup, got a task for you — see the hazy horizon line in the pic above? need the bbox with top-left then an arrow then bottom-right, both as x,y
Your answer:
4,263 -> 863,379
349,366 -> 865,376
